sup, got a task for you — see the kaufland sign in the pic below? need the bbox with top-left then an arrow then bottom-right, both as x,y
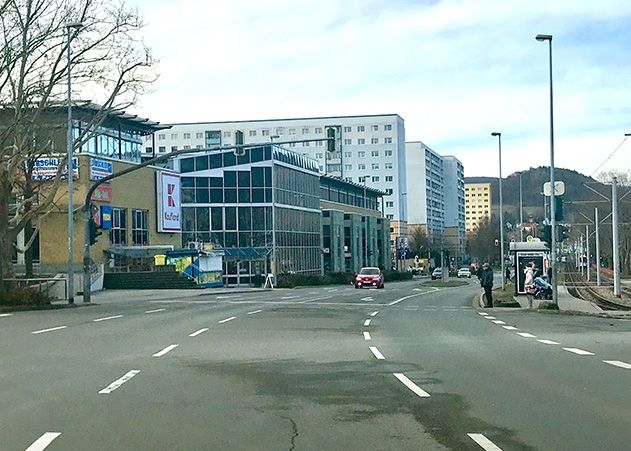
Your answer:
157,171 -> 181,232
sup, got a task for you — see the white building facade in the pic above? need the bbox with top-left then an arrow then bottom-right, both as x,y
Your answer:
142,114 -> 407,223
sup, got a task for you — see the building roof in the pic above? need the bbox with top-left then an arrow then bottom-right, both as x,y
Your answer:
166,113 -> 404,126
320,173 -> 387,196
73,101 -> 171,134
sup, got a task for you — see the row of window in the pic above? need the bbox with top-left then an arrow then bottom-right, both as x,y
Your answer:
110,208 -> 148,246
157,124 -> 394,141
348,164 -> 393,171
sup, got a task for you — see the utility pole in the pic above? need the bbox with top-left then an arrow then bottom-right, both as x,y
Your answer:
612,176 -> 621,297
595,207 -> 601,287
585,224 -> 589,282
519,172 -> 524,242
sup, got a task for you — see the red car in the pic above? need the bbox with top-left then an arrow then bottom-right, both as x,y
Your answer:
355,267 -> 385,289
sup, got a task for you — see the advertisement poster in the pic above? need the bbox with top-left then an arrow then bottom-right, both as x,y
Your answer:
90,158 -> 113,181
91,185 -> 112,202
31,157 -> 78,180
157,171 -> 181,232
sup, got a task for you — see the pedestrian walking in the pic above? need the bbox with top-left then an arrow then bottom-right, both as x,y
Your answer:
524,262 -> 536,308
481,263 -> 494,308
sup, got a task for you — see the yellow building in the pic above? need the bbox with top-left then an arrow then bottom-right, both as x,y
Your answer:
464,183 -> 492,233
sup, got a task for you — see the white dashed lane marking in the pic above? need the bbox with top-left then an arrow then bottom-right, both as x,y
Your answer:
393,373 -> 430,398
363,332 -> 371,340
25,432 -> 62,451
478,312 -> 489,316
502,326 -> 518,331
484,316 -> 496,320
516,332 -> 536,338
98,370 -> 141,394
467,433 -> 503,450
370,311 -> 379,317
492,320 -> 506,325
32,326 -> 67,335
189,328 -> 209,337
361,296 -> 373,302
247,310 -> 262,315
563,347 -> 594,356
603,360 -> 631,369
153,344 -> 179,357
537,339 -> 560,345
145,308 -> 166,314
363,319 -> 371,326
369,346 -> 386,360
0,313 -> 13,317
93,315 -> 123,322
219,316 -> 237,324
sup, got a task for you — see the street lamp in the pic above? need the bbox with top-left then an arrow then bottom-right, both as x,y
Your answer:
536,33 -> 558,305
491,132 -> 505,290
66,21 -> 82,304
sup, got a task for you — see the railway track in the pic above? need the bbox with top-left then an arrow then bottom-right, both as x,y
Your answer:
564,264 -> 631,311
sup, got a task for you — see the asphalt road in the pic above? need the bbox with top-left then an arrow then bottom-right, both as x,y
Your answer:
1,279 -> 630,450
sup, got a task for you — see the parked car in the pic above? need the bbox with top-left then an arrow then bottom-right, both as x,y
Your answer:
355,267 -> 385,289
431,268 -> 442,280
457,267 -> 471,278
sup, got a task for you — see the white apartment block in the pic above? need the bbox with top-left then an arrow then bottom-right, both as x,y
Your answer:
142,114 -> 407,221
464,183 -> 492,233
443,156 -> 466,257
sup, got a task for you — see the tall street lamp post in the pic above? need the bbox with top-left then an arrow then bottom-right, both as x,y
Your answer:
491,132 -> 505,290
66,21 -> 82,304
519,172 -> 524,242
536,33 -> 558,305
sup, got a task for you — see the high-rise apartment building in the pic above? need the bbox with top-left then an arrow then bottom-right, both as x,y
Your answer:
443,156 -> 465,257
464,183 -> 492,233
142,114 -> 407,222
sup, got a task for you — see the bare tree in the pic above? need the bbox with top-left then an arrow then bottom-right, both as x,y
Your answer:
409,225 -> 430,260
0,0 -> 156,283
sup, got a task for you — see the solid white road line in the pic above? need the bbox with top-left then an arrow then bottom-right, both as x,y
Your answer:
153,344 -> 179,357
492,320 -> 506,325
363,332 -> 371,340
563,347 -> 594,356
0,313 -> 13,317
247,309 -> 262,315
219,316 -> 236,324
516,332 -> 536,338
467,433 -> 503,451
145,308 -> 166,314
32,326 -> 67,335
189,328 -> 209,337
369,346 -> 385,360
98,370 -> 141,394
537,339 -> 560,345
388,290 -> 435,306
603,360 -> 631,369
478,312 -> 489,316
393,373 -> 430,398
370,311 -> 379,317
280,295 -> 299,300
25,432 -> 62,451
363,319 -> 372,326
502,326 -> 518,331
217,295 -> 238,299
361,297 -> 373,301
93,315 -> 123,322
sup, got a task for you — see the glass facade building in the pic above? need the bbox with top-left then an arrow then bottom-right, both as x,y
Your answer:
179,145 -> 322,285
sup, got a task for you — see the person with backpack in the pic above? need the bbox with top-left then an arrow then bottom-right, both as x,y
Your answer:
480,262 -> 494,308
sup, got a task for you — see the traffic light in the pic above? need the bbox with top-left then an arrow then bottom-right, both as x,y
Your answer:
89,218 -> 102,245
554,198 -> 564,221
325,126 -> 336,152
542,224 -> 552,245
234,130 -> 245,156
558,225 -> 570,242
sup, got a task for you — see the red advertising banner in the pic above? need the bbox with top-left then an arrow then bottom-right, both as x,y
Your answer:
90,185 -> 112,202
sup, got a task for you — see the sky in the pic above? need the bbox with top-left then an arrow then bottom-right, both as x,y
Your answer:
126,0 -> 631,179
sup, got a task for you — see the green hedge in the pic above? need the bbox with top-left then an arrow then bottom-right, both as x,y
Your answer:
276,271 -> 411,288
0,284 -> 54,306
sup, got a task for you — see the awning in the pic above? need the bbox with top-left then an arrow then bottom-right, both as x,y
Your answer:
106,246 -> 174,258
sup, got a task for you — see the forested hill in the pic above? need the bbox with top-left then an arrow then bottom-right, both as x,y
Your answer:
465,166 -> 604,207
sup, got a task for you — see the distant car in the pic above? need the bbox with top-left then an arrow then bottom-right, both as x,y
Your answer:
457,267 -> 471,278
355,267 -> 385,289
431,268 -> 442,280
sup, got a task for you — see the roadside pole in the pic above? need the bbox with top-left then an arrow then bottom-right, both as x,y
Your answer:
612,177 -> 621,297
585,224 -> 590,282
595,207 -> 601,286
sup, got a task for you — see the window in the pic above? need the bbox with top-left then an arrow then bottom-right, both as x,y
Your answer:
262,129 -> 270,136
386,201 -> 394,208
145,147 -> 153,153
132,209 -> 148,245
110,208 -> 127,245
249,130 -> 257,137
344,151 -> 352,158
344,139 -> 352,145
385,163 -> 393,170
289,128 -> 296,135
183,145 -> 191,150
196,132 -> 203,139
196,144 -> 203,149
171,133 -> 178,139
357,125 -> 365,132
343,126 -> 351,132
171,146 -> 178,151
371,138 -> 379,144
384,124 -> 392,131
372,125 -> 379,131
344,164 -> 352,170
384,137 -> 393,144
359,176 -> 368,183
371,150 -> 379,157
276,127 -> 284,135
183,133 -> 191,139
385,150 -> 393,156
158,146 -> 166,153
289,142 -> 296,147
303,141 -> 310,147
158,134 -> 166,140
385,188 -> 393,195
358,164 -> 366,170
315,140 -> 323,147
223,131 -> 231,138
372,163 -> 379,170
316,153 -> 323,159
302,127 -> 309,134
387,214 -> 394,219
357,138 -> 365,145
372,176 -> 379,182
315,127 -> 323,133
385,176 -> 393,182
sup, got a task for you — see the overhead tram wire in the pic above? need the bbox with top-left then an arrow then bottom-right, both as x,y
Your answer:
589,135 -> 630,177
